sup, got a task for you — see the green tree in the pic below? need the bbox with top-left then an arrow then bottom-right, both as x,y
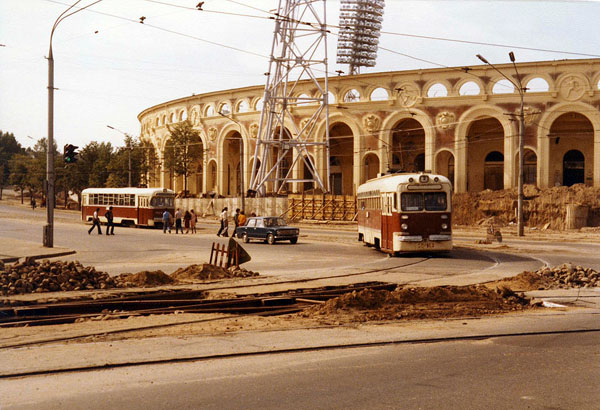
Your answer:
9,153 -> 32,203
164,120 -> 203,196
78,142 -> 113,188
0,131 -> 24,199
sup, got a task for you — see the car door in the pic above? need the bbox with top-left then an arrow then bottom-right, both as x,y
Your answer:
245,218 -> 256,238
255,219 -> 267,240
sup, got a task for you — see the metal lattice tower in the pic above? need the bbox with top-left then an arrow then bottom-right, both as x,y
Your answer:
248,0 -> 330,196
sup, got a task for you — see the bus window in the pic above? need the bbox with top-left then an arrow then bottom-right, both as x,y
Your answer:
401,193 -> 424,211
424,192 -> 447,211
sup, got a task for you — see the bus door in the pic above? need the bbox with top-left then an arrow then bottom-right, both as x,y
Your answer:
381,193 -> 394,251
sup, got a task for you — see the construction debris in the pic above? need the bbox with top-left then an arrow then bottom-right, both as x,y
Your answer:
114,270 -> 175,287
492,263 -> 600,291
453,184 -> 600,229
171,263 -> 258,281
0,260 -> 117,296
299,285 -> 531,322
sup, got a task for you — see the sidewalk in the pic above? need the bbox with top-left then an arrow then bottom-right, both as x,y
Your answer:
0,237 -> 75,263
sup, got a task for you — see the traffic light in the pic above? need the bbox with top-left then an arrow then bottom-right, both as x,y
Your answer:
63,144 -> 78,163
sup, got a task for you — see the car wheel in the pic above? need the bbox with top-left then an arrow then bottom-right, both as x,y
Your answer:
290,237 -> 297,244
267,233 -> 275,245
242,233 -> 249,243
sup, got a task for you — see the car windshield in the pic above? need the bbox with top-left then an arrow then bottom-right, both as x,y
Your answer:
264,217 -> 287,227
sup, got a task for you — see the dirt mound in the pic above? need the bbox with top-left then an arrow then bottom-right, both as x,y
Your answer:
170,263 -> 258,281
299,285 -> 530,322
0,259 -> 117,296
453,184 -> 600,229
115,270 -> 175,287
492,263 -> 600,291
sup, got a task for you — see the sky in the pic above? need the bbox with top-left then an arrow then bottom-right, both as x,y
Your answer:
2,0 -> 600,151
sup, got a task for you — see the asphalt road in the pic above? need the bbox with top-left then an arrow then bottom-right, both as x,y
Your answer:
0,203 -> 543,286
3,331 -> 599,410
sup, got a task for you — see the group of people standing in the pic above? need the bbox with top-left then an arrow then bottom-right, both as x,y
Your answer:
162,208 -> 198,234
216,207 -> 247,237
88,206 -> 115,235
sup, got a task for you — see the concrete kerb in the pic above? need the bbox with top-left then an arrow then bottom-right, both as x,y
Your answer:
0,238 -> 76,264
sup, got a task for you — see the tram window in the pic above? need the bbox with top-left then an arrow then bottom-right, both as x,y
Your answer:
401,193 -> 424,211
424,192 -> 447,211
393,194 -> 398,211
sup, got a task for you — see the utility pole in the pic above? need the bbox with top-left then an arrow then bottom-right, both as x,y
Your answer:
45,0 -> 102,247
476,52 -> 526,237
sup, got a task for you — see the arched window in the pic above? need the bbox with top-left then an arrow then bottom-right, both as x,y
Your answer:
459,81 -> 481,96
427,83 -> 448,97
370,88 -> 389,101
343,89 -> 360,102
492,79 -> 514,94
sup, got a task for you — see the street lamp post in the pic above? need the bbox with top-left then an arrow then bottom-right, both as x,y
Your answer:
45,0 -> 102,248
107,125 -> 132,187
218,112 -> 245,213
476,52 -> 526,237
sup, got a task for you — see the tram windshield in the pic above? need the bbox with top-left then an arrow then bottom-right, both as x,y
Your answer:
401,192 -> 447,211
150,196 -> 174,207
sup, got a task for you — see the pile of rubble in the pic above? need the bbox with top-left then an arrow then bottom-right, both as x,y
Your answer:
453,184 -> 600,229
0,259 -> 118,296
171,263 -> 258,281
300,285 -> 531,322
498,263 -> 600,291
114,270 -> 175,287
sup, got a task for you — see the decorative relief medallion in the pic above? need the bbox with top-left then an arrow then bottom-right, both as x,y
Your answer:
362,114 -> 381,133
299,118 -> 310,131
396,83 -> 419,107
249,123 -> 259,138
558,74 -> 586,101
208,127 -> 217,141
435,112 -> 456,130
521,106 -> 540,126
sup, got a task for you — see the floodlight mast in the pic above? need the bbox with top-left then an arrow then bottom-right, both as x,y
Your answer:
248,0 -> 330,197
336,0 -> 385,75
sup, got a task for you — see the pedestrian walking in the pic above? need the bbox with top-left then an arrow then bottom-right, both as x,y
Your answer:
162,209 -> 172,233
233,208 -> 241,229
175,208 -> 183,234
88,208 -> 102,235
216,207 -> 229,237
31,198 -> 36,210
190,209 -> 197,234
104,206 -> 115,235
184,210 -> 191,234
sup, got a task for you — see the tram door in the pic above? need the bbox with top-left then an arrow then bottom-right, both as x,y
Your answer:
381,193 -> 394,251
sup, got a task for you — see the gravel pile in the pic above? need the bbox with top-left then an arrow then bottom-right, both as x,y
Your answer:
535,263 -> 599,288
0,259 -> 118,296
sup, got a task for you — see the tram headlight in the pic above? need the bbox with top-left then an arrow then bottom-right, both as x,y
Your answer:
401,223 -> 408,230
441,223 -> 448,230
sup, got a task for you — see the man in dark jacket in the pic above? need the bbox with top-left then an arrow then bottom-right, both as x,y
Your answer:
105,206 -> 115,235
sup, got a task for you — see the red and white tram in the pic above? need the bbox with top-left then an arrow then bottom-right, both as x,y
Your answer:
357,173 -> 452,254
81,187 -> 176,227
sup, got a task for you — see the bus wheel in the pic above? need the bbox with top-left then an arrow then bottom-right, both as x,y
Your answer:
374,238 -> 380,250
358,233 -> 364,242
